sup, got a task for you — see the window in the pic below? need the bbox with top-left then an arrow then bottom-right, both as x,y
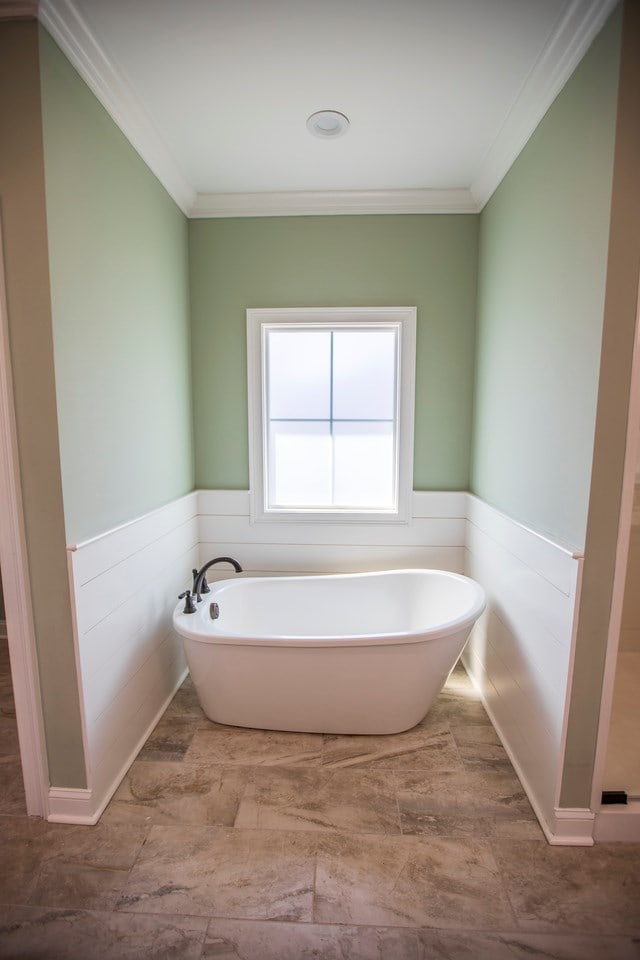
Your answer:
247,307 -> 416,522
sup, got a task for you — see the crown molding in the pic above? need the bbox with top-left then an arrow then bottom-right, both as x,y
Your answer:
38,0 -> 195,215
37,0 -> 617,218
189,188 -> 479,219
470,0 -> 619,209
0,0 -> 38,18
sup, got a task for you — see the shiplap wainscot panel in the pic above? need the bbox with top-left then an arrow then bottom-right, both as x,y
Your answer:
52,493 -> 199,823
197,489 -> 467,577
463,495 -> 588,845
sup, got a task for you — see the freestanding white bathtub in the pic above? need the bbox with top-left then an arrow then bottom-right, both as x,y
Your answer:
173,569 -> 486,735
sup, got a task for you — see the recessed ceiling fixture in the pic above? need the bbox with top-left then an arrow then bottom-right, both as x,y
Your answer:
306,110 -> 350,139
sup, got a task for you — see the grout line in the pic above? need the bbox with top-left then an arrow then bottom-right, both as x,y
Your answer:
393,770 -> 404,836
310,850 -> 318,923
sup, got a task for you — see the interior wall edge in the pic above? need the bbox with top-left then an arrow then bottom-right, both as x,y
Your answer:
559,0 -> 640,810
0,16 -> 86,790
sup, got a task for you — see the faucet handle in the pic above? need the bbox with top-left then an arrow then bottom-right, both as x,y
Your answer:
178,590 -> 196,614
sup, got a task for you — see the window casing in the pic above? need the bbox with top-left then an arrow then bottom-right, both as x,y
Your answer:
247,307 -> 416,523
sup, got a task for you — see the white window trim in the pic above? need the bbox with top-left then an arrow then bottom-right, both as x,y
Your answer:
247,306 -> 416,524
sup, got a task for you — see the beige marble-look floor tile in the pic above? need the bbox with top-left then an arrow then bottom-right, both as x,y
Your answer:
321,725 -> 462,772
0,905 -> 208,960
314,832 -> 515,930
0,716 -> 20,758
0,757 -> 26,816
186,725 -> 323,766
414,930 -> 640,960
449,720 -> 513,769
0,817 -> 49,905
400,813 -> 544,841
492,840 -> 640,934
425,692 -> 493,726
449,721 -> 502,745
486,817 -> 545,840
0,641 -> 10,671
202,918 -> 421,960
0,675 -> 16,719
26,822 -> 150,912
116,825 -> 316,921
397,767 -> 535,835
162,675 -> 205,721
137,715 -> 199,762
234,766 -> 401,834
103,760 -> 250,827
456,741 -> 513,770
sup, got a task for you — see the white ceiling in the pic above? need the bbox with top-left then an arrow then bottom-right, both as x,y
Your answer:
37,0 -> 617,216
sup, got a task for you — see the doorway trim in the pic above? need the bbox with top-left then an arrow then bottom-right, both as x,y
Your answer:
590,274 -> 640,816
0,216 -> 49,817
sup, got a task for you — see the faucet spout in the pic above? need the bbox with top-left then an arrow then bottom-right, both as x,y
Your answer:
193,556 -> 243,602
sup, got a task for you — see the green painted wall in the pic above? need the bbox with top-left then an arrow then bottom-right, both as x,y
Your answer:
189,215 -> 479,491
39,29 -> 194,546
471,9 -> 621,551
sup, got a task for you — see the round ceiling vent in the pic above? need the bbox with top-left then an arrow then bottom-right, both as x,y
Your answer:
306,110 -> 350,139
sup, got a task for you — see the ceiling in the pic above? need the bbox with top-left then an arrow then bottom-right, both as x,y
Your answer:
35,0 -> 617,217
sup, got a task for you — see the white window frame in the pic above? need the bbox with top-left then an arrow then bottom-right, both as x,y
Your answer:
247,307 -> 416,523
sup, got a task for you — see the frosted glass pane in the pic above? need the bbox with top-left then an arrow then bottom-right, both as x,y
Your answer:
267,330 -> 330,420
333,422 -> 395,508
333,330 -> 397,420
268,421 -> 332,507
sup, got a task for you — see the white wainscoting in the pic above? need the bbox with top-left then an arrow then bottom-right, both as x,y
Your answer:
462,495 -> 589,844
197,489 -> 467,576
52,492 -> 199,823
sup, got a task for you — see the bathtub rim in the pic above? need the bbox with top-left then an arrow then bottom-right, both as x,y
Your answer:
173,568 -> 486,649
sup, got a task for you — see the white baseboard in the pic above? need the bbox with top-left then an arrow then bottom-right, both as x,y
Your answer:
47,666 -> 188,825
594,802 -> 640,841
47,787 -> 96,825
548,807 -> 595,846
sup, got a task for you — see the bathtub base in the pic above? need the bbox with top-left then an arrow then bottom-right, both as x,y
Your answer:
183,629 -> 470,735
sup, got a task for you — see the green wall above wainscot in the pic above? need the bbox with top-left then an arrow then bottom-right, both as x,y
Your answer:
40,28 -> 194,547
188,214 -> 479,492
471,6 -> 621,552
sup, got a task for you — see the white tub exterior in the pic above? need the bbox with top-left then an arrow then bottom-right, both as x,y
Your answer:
173,569 -> 485,734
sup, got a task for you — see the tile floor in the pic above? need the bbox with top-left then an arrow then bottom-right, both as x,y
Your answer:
1,640 -> 639,959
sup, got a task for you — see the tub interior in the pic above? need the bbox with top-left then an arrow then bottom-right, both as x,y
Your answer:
206,570 -> 481,639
